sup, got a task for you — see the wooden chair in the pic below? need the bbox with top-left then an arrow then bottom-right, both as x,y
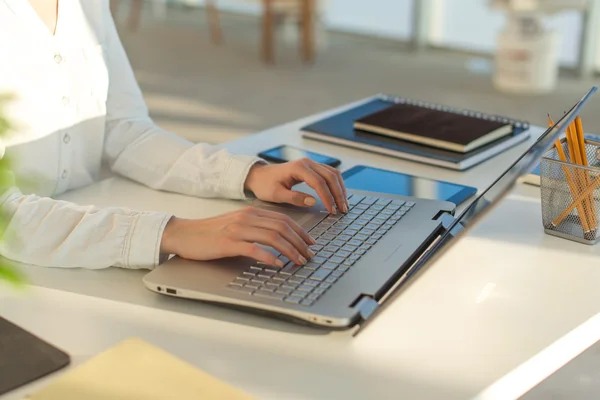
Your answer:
111,0 -> 316,64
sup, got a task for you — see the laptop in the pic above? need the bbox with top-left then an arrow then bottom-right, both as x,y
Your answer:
143,87 -> 597,331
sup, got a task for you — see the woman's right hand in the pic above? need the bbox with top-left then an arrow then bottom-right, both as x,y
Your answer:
160,207 -> 316,267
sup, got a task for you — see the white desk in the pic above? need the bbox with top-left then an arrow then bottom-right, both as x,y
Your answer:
2,102 -> 600,400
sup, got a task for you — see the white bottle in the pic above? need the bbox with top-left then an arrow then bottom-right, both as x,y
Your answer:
493,13 -> 560,94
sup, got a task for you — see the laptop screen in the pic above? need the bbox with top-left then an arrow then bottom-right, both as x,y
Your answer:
445,86 -> 597,238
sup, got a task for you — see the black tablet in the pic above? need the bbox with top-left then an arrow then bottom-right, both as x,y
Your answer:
342,165 -> 477,206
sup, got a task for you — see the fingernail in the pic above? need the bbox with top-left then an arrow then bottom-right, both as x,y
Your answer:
304,197 -> 316,206
298,256 -> 308,265
307,250 -> 315,258
310,237 -> 317,245
342,204 -> 349,213
275,259 -> 284,267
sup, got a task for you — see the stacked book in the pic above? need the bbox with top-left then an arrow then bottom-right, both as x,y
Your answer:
301,94 -> 531,171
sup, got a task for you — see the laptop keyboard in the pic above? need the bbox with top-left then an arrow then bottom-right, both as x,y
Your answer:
227,194 -> 415,307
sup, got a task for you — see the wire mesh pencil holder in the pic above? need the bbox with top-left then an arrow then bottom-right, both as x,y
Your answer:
540,138 -> 600,245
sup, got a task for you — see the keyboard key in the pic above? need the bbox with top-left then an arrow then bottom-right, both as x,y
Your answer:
365,209 -> 379,216
372,233 -> 384,240
254,291 -> 286,300
342,244 -> 358,252
392,200 -> 405,206
276,287 -> 293,295
383,223 -> 394,230
376,198 -> 392,206
309,268 -> 331,281
312,256 -> 328,264
249,265 -> 263,271
386,204 -> 400,211
322,233 -> 337,241
304,280 -> 318,287
265,281 -> 281,288
316,237 -> 329,246
281,263 -> 301,275
324,245 -> 340,253
349,253 -> 361,260
336,250 -> 351,258
301,299 -> 314,306
331,239 -> 346,247
405,201 -> 416,207
366,223 -> 380,230
245,283 -> 260,290
291,291 -> 308,299
329,228 -> 344,235
322,261 -> 339,270
373,218 -> 387,225
343,229 -> 359,236
309,245 -> 324,253
360,228 -> 375,235
348,194 -> 364,205
366,238 -> 378,245
332,270 -> 344,277
371,204 -> 384,211
242,272 -> 257,278
337,265 -> 349,272
235,275 -> 250,281
360,244 -> 372,251
297,284 -> 314,292
258,271 -> 275,278
272,275 -> 287,282
348,239 -> 363,246
343,258 -> 357,266
313,287 -> 327,295
354,234 -> 368,242
352,220 -> 367,227
228,285 -> 254,294
251,277 -> 267,284
304,262 -> 320,271
294,268 -> 313,279
329,255 -> 346,264
319,282 -> 331,289
285,296 -> 303,304
229,279 -> 244,287
259,286 -> 275,292
325,276 -> 338,284
337,234 -> 352,242
361,196 -> 377,205
354,203 -> 369,210
281,283 -> 297,290
308,293 -> 320,301
288,277 -> 304,285
355,249 -> 366,255
380,209 -> 394,216
319,250 -> 334,259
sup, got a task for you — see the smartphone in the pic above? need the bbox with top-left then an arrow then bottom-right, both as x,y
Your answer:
258,145 -> 341,167
342,165 -> 477,206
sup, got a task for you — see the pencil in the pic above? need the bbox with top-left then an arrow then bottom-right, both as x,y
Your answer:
548,115 -> 591,231
566,122 -> 594,228
575,116 -> 597,228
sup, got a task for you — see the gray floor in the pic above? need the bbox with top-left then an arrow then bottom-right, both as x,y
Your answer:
116,4 -> 600,145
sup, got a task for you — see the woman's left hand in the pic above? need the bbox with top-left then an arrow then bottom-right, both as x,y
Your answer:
244,159 -> 349,214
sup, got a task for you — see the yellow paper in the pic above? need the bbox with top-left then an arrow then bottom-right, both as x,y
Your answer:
29,337 -> 253,400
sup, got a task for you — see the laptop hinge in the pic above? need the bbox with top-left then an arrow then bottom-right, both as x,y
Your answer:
352,296 -> 379,321
436,212 -> 463,237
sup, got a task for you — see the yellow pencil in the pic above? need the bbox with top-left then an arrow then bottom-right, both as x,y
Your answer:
575,116 -> 597,228
548,115 -> 591,231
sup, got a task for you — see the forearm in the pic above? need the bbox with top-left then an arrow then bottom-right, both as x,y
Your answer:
0,188 -> 172,269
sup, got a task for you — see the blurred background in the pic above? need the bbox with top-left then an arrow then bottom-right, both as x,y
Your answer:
110,0 -> 600,145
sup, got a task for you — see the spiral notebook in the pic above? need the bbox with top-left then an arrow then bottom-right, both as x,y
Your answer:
301,95 -> 531,171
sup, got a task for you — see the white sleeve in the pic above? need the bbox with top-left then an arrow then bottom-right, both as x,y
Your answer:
101,2 -> 262,200
0,182 -> 172,270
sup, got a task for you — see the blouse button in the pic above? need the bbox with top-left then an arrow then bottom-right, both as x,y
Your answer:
62,96 -> 70,105
63,134 -> 70,144
54,54 -> 63,64
61,170 -> 68,179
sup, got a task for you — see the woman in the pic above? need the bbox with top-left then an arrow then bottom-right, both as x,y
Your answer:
0,0 -> 347,270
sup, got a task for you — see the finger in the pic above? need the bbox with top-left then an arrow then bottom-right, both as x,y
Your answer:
323,164 -> 349,210
234,242 -> 284,267
252,208 -> 316,246
292,160 -> 336,213
311,162 -> 348,213
228,225 -> 306,265
245,215 -> 313,259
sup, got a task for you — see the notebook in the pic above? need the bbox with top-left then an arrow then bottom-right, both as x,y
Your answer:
301,95 -> 530,171
354,103 -> 514,153
0,316 -> 70,396
28,337 -> 253,400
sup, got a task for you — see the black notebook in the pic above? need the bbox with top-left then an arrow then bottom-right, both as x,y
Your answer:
301,95 -> 530,171
354,103 -> 514,153
0,316 -> 70,395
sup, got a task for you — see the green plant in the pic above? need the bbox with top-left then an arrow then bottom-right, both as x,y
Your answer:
0,95 -> 24,286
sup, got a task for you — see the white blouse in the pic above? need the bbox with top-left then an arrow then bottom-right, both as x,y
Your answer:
0,0 -> 260,269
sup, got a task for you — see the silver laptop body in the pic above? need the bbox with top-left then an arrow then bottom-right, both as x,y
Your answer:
144,87 -> 597,330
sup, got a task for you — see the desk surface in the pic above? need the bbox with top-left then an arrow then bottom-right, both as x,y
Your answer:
2,100 -> 600,400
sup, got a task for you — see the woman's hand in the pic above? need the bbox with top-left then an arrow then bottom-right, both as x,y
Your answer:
244,159 -> 348,214
160,207 -> 316,267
